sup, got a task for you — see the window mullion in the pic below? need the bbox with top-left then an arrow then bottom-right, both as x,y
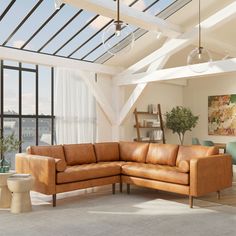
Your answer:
19,63 -> 22,152
36,65 -> 39,145
51,67 -> 54,145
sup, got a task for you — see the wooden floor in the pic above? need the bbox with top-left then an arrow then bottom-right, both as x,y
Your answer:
198,183 -> 236,207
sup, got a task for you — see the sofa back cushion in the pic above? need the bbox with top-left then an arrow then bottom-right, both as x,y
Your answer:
146,143 -> 179,166
28,145 -> 67,171
28,145 -> 65,161
94,142 -> 120,162
119,142 -> 149,163
176,145 -> 219,165
63,143 -> 96,165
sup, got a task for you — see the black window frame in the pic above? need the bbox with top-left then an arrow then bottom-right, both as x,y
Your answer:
0,60 -> 55,153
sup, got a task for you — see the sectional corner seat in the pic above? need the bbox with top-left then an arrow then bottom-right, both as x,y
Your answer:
15,142 -> 232,208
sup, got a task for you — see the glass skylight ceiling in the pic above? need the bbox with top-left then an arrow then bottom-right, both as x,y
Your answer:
0,0 -> 191,64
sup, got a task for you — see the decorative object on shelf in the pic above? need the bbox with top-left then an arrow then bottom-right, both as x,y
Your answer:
152,104 -> 158,114
133,104 -> 165,143
165,106 -> 199,145
208,94 -> 236,136
102,0 -> 134,55
187,0 -> 212,73
0,132 -> 22,173
148,104 -> 153,114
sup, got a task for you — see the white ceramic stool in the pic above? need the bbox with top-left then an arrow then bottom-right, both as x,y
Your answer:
7,175 -> 34,213
0,172 -> 14,208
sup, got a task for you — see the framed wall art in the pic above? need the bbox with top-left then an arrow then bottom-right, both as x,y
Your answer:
208,94 -> 236,136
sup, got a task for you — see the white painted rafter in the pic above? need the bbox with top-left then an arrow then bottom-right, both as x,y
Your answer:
204,37 -> 236,58
118,55 -> 170,125
0,46 -> 122,75
116,58 -> 236,86
64,0 -> 182,38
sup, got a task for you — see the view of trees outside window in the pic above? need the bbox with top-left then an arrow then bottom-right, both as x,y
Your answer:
0,60 -> 54,168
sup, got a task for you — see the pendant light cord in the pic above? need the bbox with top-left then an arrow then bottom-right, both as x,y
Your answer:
117,0 -> 120,23
199,0 -> 201,49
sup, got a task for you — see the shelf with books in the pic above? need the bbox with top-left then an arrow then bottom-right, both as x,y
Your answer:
133,104 -> 165,144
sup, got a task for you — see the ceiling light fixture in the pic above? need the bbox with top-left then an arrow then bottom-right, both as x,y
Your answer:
102,0 -> 134,55
187,0 -> 212,73
54,0 -> 62,10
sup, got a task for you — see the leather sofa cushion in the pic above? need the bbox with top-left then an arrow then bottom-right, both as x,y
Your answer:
94,142 -> 120,162
146,143 -> 179,166
122,163 -> 189,185
57,162 -> 125,184
120,142 -> 149,163
28,145 -> 66,172
176,145 -> 219,166
64,144 -> 96,165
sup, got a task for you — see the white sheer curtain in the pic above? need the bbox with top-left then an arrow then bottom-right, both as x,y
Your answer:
55,68 -> 96,144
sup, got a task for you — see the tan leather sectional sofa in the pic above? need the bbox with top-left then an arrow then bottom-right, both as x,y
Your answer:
15,142 -> 232,208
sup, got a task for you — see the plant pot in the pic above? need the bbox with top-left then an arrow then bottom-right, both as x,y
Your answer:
0,159 -> 10,173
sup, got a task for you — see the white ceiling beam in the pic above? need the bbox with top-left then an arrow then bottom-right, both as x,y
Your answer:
0,46 -> 122,75
115,1 -> 236,78
116,58 -> 236,86
64,0 -> 182,38
162,80 -> 187,86
118,56 -> 170,125
204,37 -> 236,58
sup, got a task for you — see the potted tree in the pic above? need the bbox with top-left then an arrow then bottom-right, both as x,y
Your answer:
165,106 -> 199,145
0,133 -> 21,173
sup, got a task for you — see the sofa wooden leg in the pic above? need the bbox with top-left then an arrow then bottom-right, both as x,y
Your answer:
189,196 -> 193,208
217,190 -> 220,200
52,194 -> 56,207
120,182 -> 123,193
112,183 -> 116,195
127,184 -> 130,194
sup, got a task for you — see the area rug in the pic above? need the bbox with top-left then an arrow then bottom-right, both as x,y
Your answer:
0,186 -> 236,236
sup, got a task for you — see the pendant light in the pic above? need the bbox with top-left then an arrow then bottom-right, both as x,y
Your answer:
187,0 -> 212,73
102,0 -> 134,55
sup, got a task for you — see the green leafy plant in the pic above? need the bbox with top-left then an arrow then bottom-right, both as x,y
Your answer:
165,106 -> 199,145
0,133 -> 22,172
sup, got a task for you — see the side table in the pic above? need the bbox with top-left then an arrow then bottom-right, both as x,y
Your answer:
0,172 -> 14,208
7,174 -> 34,213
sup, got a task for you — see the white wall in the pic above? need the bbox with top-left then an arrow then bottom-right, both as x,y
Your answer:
120,82 -> 184,144
96,73 -> 113,142
183,72 -> 236,145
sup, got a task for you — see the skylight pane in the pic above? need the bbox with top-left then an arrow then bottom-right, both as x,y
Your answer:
26,4 -> 78,51
66,16 -> 112,59
71,28 -> 108,60
0,0 -> 38,45
149,0 -> 176,16
122,0 -> 136,6
0,0 -> 12,16
41,10 -> 96,54
6,0 -> 56,49
132,0 -> 157,11
84,24 -> 137,61
56,15 -> 110,57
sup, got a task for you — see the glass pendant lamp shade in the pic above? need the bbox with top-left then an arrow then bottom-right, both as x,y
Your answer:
54,0 -> 62,10
102,21 -> 134,55
187,46 -> 212,73
102,0 -> 134,55
187,0 -> 212,73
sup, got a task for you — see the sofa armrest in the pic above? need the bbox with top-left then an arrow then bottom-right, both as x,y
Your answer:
190,154 -> 232,196
15,153 -> 56,195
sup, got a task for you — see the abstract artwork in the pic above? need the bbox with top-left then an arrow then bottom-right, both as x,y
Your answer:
208,94 -> 236,136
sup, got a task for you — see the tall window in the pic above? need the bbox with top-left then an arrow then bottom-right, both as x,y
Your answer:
0,60 -> 54,168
